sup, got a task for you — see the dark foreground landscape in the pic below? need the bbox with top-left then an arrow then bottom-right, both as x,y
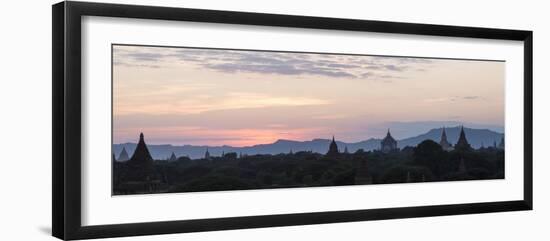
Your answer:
112,127 -> 504,195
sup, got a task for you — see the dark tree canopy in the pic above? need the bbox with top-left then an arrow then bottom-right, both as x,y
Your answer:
113,138 -> 504,195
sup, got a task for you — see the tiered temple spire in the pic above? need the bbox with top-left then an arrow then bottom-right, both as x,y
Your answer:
326,136 -> 339,156
130,133 -> 154,163
498,136 -> 505,150
169,152 -> 177,161
117,147 -> 130,161
439,127 -> 453,151
127,132 -> 155,182
380,129 -> 398,153
454,126 -> 471,151
204,148 -> 211,160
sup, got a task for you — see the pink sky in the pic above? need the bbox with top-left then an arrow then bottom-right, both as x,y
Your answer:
113,45 -> 505,146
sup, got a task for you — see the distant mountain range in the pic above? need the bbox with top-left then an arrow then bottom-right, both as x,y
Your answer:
113,126 -> 504,160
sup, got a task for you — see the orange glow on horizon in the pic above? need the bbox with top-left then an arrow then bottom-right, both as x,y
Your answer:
114,126 -> 328,147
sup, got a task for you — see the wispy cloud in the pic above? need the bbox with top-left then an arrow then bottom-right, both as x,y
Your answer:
462,96 -> 482,100
113,61 -> 161,68
113,45 -> 433,80
424,95 -> 484,103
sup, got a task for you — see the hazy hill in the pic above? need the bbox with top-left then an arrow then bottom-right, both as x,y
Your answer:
398,127 -> 503,149
113,126 -> 503,160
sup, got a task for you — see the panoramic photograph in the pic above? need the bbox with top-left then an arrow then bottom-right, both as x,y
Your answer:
111,44 -> 505,195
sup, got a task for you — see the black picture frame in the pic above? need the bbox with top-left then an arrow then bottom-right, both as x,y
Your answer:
52,1 -> 533,240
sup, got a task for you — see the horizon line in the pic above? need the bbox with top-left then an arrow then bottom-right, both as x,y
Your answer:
113,125 -> 505,148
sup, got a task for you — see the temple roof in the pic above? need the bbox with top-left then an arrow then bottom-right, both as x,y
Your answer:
439,127 -> 452,149
381,129 -> 397,144
130,133 -> 154,163
118,147 -> 130,161
169,152 -> 177,161
326,136 -> 339,156
455,126 -> 471,150
124,133 -> 156,182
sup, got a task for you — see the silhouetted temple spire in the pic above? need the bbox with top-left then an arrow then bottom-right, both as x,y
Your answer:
498,136 -> 505,150
326,136 -> 339,156
169,152 -> 177,161
126,132 -> 155,182
118,147 -> 130,161
380,129 -> 398,153
131,133 -> 153,162
114,133 -> 164,194
205,148 -> 211,160
455,126 -> 471,151
439,127 -> 453,151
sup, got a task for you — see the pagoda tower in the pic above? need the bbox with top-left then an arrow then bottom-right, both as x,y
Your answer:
326,136 -> 340,156
117,147 -> 130,161
168,152 -> 177,161
204,148 -> 211,160
454,126 -> 471,151
127,133 -> 155,181
498,136 -> 505,150
439,127 -> 453,151
380,129 -> 398,153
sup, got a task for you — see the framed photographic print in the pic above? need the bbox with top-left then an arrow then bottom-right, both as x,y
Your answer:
52,1 -> 533,240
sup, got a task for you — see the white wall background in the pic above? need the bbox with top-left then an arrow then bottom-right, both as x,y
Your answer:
0,0 -> 547,240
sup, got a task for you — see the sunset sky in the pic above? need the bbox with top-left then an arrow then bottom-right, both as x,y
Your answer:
113,45 -> 505,147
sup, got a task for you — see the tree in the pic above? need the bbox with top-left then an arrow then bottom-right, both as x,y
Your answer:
413,140 -> 446,177
223,152 -> 238,160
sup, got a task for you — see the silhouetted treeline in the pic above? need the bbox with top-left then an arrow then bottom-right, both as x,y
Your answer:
113,140 -> 504,195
